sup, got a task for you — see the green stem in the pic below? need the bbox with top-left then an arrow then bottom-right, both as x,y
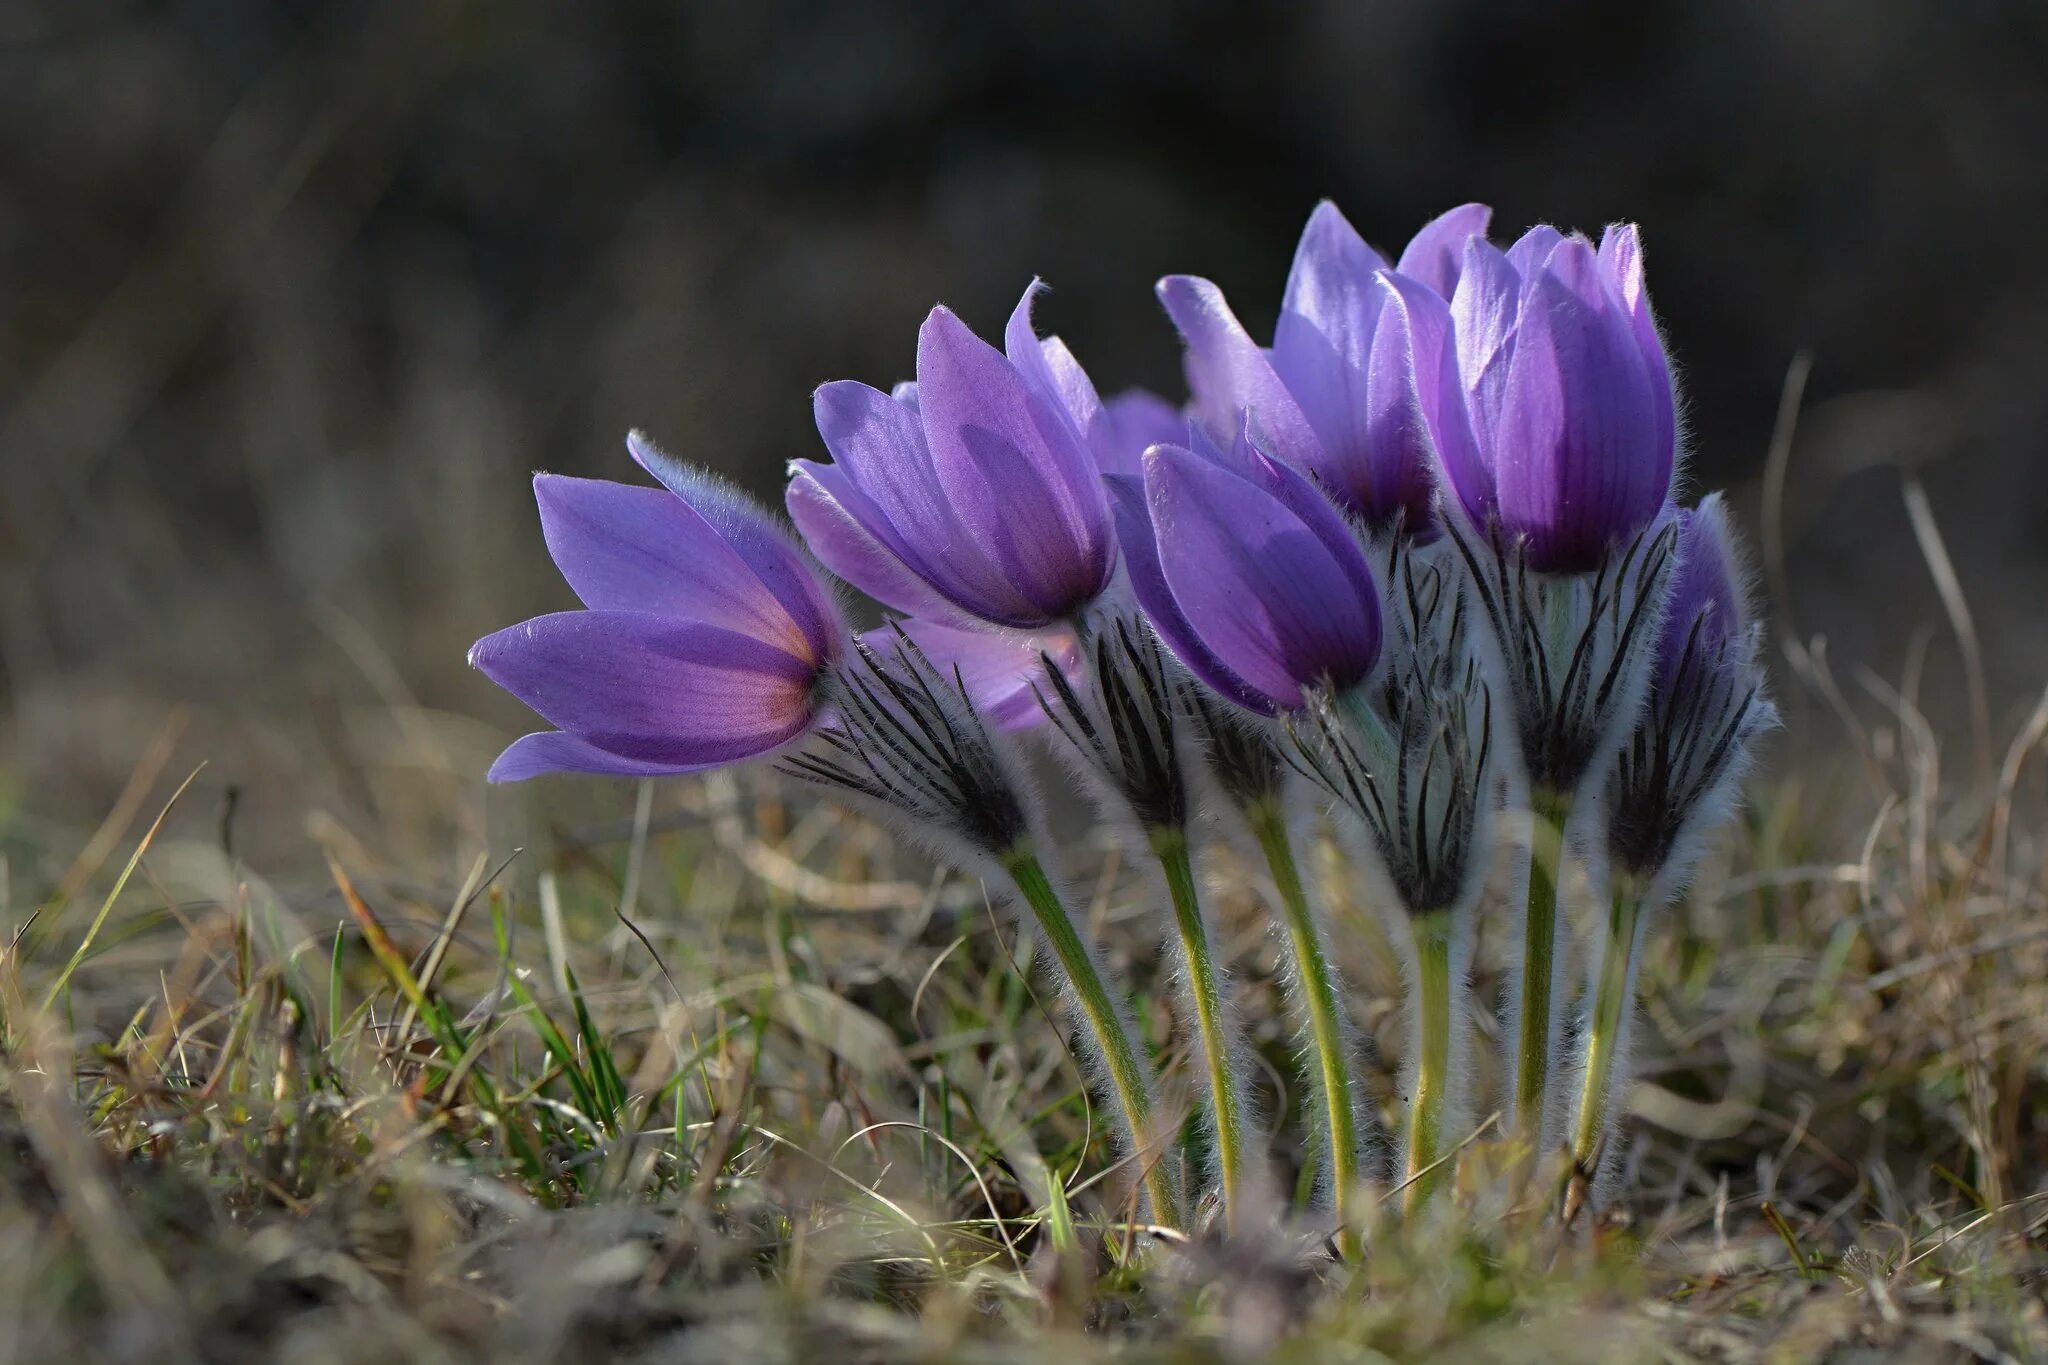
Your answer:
1405,911 -> 1455,1215
1246,799 -> 1361,1260
1003,847 -> 1184,1231
1149,825 -> 1246,1231
1570,878 -> 1644,1183
1515,785 -> 1574,1138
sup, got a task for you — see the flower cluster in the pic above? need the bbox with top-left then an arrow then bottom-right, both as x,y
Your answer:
472,200 -> 1773,1245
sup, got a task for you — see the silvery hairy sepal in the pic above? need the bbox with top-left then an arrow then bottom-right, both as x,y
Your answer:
777,625 -> 1038,877
1606,494 -> 1778,892
1287,540 -> 1496,919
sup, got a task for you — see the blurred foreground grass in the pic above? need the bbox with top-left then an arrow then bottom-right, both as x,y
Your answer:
2,657 -> 2046,1363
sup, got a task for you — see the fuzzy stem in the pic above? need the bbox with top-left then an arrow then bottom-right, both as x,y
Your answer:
1405,910 -> 1455,1216
1569,876 -> 1645,1197
1149,824 -> 1247,1232
1514,784 -> 1574,1140
1246,798 -> 1361,1259
1002,847 -> 1184,1230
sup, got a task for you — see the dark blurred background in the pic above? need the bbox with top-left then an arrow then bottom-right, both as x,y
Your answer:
5,0 -> 2047,850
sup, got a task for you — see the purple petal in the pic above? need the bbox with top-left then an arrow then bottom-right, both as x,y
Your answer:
1378,269 -> 1486,531
1394,202 -> 1493,297
1505,224 -> 1567,274
534,474 -> 817,656
470,610 -> 820,769
1092,389 -> 1188,477
1269,203 -> 1401,523
1598,222 -> 1677,473
1156,274 -> 1324,467
917,305 -> 1114,621
488,731 -> 705,783
1494,239 -> 1665,572
1449,237 -> 1524,487
1002,280 -> 1102,445
1656,494 -> 1743,681
622,433 -> 843,660
785,461 -> 969,621
1106,473 -> 1277,714
1144,444 -> 1381,708
808,379 -> 1038,623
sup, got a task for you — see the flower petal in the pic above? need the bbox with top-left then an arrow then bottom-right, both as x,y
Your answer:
916,305 -> 1114,621
1394,202 -> 1493,298
1107,472 -> 1278,714
785,461 -> 968,621
807,378 -> 1037,623
1093,389 -> 1187,477
1495,239 -> 1665,572
470,610 -> 819,769
622,432 -> 843,660
1449,236 -> 1524,486
533,474 -> 802,649
1377,269 -> 1486,531
1156,273 -> 1324,466
1144,444 -> 1381,708
1598,222 -> 1677,472
487,731 -> 704,783
1269,202 -> 1400,521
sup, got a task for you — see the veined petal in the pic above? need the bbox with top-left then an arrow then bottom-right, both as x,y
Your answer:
1449,237 -> 1524,477
1495,239 -> 1665,572
1598,222 -> 1677,472
1378,269 -> 1486,530
623,432 -> 843,661
534,471 -> 825,665
1505,224 -> 1567,274
1395,202 -> 1493,297
917,305 -> 1114,621
470,611 -> 820,769
488,730 -> 707,782
1270,202 -> 1396,521
1107,472 -> 1277,714
1092,389 -> 1187,477
1144,444 -> 1380,709
1002,280 -> 1102,445
809,378 -> 1039,623
1156,274 -> 1324,467
785,462 -> 971,621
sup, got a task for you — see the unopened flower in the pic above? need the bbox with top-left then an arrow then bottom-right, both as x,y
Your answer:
1385,223 -> 1676,575
1607,494 -> 1777,884
1127,430 -> 1384,713
787,283 -> 1118,630
1157,202 -> 1491,539
1569,497 -> 1775,1217
470,434 -> 845,782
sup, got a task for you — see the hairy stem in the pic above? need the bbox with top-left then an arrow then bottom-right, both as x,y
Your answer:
1405,910 -> 1455,1216
1149,824 -> 1247,1231
1003,847 -> 1184,1230
1515,785 -> 1574,1141
1246,798 -> 1361,1259
1569,877 -> 1645,1203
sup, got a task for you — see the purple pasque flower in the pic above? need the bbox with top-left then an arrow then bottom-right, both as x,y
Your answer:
1120,424 -> 1383,714
1156,202 -> 1491,540
470,432 -> 845,782
1608,494 -> 1776,882
1380,221 -> 1676,575
787,282 -> 1121,630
